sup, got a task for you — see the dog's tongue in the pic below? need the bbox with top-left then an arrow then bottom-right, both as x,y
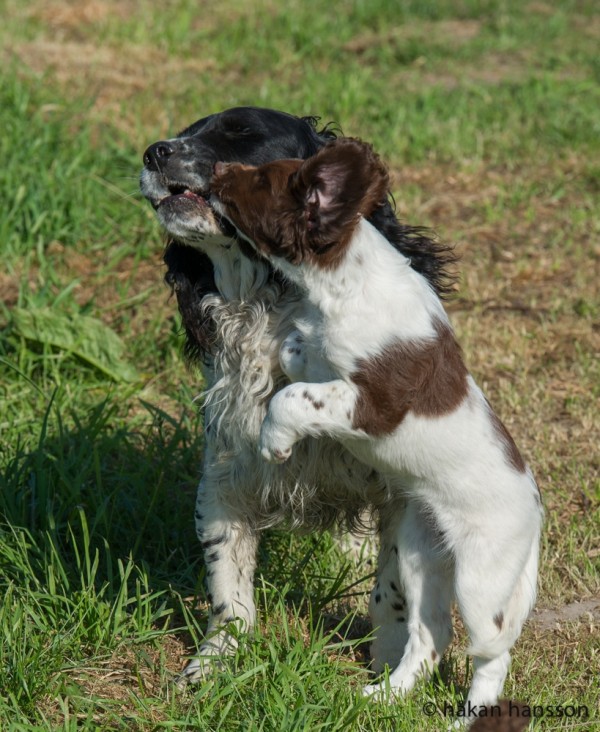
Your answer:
157,188 -> 209,210
182,190 -> 206,202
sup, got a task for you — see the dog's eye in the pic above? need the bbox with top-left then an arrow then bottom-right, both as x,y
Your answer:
225,122 -> 252,135
255,171 -> 271,189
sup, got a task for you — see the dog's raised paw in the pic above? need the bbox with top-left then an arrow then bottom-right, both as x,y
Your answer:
260,444 -> 292,463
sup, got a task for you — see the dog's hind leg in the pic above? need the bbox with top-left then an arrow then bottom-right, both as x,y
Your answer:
177,472 -> 259,686
365,499 -> 454,698
457,525 -> 540,713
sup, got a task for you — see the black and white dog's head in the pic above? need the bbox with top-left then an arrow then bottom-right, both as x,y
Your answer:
141,106 -> 336,247
140,106 -> 456,361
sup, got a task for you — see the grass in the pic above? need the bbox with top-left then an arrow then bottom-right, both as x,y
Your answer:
0,0 -> 598,729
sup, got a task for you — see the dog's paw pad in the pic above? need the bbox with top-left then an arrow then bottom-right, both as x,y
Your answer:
260,445 -> 292,463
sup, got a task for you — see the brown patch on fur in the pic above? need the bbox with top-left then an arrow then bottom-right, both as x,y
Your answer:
493,611 -> 504,630
351,319 -> 468,436
302,390 -> 324,410
211,139 -> 389,271
487,404 -> 527,474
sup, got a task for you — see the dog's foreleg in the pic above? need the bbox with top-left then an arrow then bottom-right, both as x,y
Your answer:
177,474 -> 259,686
368,504 -> 410,676
279,330 -> 308,382
259,379 -> 359,463
279,329 -> 335,383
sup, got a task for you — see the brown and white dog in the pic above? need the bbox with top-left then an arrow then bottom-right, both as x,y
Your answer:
211,138 -> 543,716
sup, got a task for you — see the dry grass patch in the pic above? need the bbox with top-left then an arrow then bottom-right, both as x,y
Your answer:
343,19 -> 482,56
50,635 -> 187,726
33,0 -> 133,30
5,38 -> 217,135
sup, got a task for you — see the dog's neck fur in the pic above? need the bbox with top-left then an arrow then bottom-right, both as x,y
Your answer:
271,218 -> 445,342
201,236 -> 272,302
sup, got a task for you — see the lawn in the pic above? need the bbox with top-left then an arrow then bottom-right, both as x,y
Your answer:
0,1 -> 598,730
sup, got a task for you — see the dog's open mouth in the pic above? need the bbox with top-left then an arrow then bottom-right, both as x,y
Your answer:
157,186 -> 210,210
152,181 -> 237,240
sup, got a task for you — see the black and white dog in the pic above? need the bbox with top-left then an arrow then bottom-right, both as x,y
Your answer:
210,138 -> 542,713
140,107 -> 456,684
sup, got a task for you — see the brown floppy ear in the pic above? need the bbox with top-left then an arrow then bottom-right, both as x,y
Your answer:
291,138 -> 390,250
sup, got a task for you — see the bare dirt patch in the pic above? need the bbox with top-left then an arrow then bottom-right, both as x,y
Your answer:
0,270 -> 27,310
32,0 -> 133,30
532,597 -> 600,631
7,39 -> 216,97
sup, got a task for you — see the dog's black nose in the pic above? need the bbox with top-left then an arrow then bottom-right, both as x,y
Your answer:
143,141 -> 174,171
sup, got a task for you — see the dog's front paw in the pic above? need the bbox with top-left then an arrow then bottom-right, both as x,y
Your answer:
259,424 -> 294,463
259,414 -> 296,463
259,387 -> 301,463
175,654 -> 224,689
260,443 -> 292,463
362,682 -> 388,700
362,681 -> 401,702
279,330 -> 307,382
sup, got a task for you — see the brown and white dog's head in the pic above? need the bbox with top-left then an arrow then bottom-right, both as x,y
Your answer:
210,138 -> 389,269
